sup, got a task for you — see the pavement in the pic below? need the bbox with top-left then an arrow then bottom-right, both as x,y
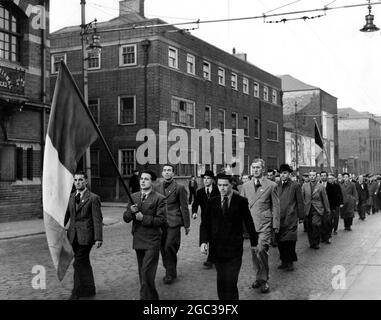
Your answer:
0,202 -> 125,240
2,205 -> 381,300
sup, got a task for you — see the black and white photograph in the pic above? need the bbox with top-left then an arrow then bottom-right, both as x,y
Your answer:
2,0 -> 381,306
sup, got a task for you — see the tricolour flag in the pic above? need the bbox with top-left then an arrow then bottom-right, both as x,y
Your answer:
314,120 -> 324,150
43,61 -> 98,281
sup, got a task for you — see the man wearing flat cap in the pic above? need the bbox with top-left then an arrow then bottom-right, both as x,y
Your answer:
276,164 -> 305,271
192,170 -> 220,269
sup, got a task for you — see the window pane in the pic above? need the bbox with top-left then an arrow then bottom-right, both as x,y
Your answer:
89,99 -> 99,124
120,97 -> 135,124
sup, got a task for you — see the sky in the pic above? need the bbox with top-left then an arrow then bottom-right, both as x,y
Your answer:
50,0 -> 381,116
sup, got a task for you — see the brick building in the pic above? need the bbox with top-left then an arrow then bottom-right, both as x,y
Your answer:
338,107 -> 381,175
50,0 -> 284,201
0,0 -> 50,222
280,74 -> 339,176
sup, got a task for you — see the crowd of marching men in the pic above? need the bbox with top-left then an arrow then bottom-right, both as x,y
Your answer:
65,161 -> 381,300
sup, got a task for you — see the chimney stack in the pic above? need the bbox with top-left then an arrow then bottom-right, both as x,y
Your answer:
119,0 -> 145,17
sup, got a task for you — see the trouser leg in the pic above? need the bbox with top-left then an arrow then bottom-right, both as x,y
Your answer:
215,257 -> 242,300
161,226 -> 181,278
137,248 -> 160,300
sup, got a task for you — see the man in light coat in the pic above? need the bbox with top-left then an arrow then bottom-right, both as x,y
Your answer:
241,158 -> 280,293
340,172 -> 358,231
302,170 -> 330,249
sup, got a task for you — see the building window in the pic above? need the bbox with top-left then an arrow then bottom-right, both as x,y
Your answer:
51,53 -> 66,74
203,61 -> 211,80
168,46 -> 178,69
205,106 -> 211,130
231,73 -> 238,90
0,5 -> 20,62
88,51 -> 101,70
267,121 -> 278,141
254,118 -> 260,139
90,149 -> 100,178
171,97 -> 195,127
186,54 -> 195,75
119,44 -> 137,66
243,116 -> 249,137
218,109 -> 225,131
254,82 -> 259,98
0,145 -> 15,181
272,89 -> 277,104
16,147 -> 23,180
263,86 -> 269,101
118,96 -> 136,125
119,149 -> 135,177
218,67 -> 225,86
26,147 -> 33,180
243,77 -> 249,94
232,112 -> 238,135
88,98 -> 100,125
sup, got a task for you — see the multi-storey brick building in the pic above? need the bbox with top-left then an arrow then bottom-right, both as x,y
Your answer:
338,107 -> 381,175
280,74 -> 339,176
0,0 -> 50,222
50,0 -> 284,201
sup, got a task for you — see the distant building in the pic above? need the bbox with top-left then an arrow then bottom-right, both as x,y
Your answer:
280,75 -> 339,176
0,0 -> 50,222
50,0 -> 284,201
338,107 -> 381,175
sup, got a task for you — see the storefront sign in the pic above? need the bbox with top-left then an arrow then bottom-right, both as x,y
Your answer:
0,66 -> 25,95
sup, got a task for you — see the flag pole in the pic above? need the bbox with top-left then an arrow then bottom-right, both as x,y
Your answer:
314,118 -> 333,173
59,61 -> 134,204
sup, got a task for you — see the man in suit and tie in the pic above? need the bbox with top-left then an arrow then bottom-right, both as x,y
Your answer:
65,171 -> 103,300
200,173 -> 258,300
302,170 -> 331,249
155,164 -> 191,284
192,170 -> 220,269
241,158 -> 280,294
123,170 -> 167,300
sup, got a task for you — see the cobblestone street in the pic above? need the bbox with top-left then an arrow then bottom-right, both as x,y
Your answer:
2,206 -> 381,300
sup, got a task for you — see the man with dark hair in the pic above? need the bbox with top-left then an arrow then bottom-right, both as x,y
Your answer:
200,173 -> 257,300
129,169 -> 140,193
326,173 -> 344,235
241,158 -> 280,294
339,172 -> 358,231
155,164 -> 190,284
192,170 -> 220,269
65,171 -> 103,300
188,175 -> 198,204
267,169 -> 275,182
123,170 -> 167,300
302,170 -> 330,249
276,164 -> 304,271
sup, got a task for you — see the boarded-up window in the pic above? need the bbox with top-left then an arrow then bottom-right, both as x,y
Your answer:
0,145 -> 15,181
16,147 -> 23,180
27,147 -> 33,180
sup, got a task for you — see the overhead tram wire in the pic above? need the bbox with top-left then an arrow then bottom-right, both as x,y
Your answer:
92,1 -> 381,34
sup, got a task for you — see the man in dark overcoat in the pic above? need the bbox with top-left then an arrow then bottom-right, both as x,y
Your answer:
339,172 -> 358,231
276,164 -> 305,271
355,175 -> 369,220
192,170 -> 220,269
200,173 -> 257,300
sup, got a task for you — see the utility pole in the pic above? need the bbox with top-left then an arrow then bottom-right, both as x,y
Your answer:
81,0 -> 92,186
294,101 -> 298,177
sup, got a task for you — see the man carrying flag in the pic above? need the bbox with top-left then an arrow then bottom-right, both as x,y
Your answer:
43,61 -> 101,297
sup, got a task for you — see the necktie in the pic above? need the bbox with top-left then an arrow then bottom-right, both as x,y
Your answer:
222,196 -> 229,215
255,179 -> 261,192
141,193 -> 147,203
206,188 -> 210,199
75,193 -> 81,204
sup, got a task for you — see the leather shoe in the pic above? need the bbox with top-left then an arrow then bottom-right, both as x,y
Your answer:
203,261 -> 213,269
251,280 -> 262,289
310,244 -> 319,249
163,275 -> 174,284
260,282 -> 270,293
324,239 -> 331,244
68,294 -> 79,300
286,262 -> 294,272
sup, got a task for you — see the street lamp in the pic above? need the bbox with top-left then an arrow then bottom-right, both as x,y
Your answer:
360,0 -> 379,32
80,0 -> 102,187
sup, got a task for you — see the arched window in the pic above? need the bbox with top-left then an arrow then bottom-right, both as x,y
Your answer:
0,5 -> 20,62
